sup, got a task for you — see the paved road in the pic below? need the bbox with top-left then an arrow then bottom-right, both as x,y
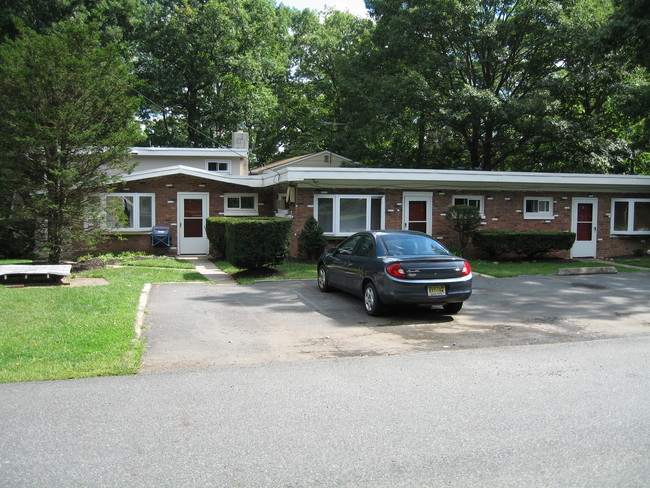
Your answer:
1,337 -> 649,487
141,272 -> 650,372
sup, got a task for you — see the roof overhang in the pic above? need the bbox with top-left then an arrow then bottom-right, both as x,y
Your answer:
117,165 -> 650,194
274,168 -> 650,193
119,165 -> 264,187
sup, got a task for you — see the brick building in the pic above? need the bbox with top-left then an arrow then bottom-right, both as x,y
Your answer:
104,134 -> 650,259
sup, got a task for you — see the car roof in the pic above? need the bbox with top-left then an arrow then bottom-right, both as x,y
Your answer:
367,230 -> 429,237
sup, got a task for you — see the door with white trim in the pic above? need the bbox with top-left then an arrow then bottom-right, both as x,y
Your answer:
178,193 -> 209,255
403,192 -> 433,235
571,197 -> 598,258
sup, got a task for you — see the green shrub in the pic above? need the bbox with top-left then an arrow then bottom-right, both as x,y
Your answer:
473,231 -> 576,259
207,217 -> 292,269
0,217 -> 37,258
298,217 -> 328,261
445,205 -> 482,253
206,217 -> 229,257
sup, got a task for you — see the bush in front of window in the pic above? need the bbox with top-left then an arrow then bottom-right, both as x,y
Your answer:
473,231 -> 576,259
0,217 -> 37,258
445,205 -> 482,253
297,217 -> 328,261
207,217 -> 292,269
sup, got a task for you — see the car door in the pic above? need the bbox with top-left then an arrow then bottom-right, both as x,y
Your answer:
327,234 -> 363,290
345,234 -> 376,296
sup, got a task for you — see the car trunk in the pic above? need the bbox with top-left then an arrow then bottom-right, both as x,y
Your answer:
396,258 -> 466,279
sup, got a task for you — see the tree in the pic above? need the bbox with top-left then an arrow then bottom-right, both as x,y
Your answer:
359,0 -> 648,173
0,22 -> 141,262
134,0 -> 290,152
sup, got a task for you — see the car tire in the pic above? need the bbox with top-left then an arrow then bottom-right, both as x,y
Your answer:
363,282 -> 384,316
442,302 -> 463,314
318,265 -> 332,292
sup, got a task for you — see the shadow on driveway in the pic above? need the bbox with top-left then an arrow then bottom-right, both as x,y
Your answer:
141,272 -> 650,373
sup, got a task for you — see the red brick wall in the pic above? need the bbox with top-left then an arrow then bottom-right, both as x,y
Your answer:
99,176 -> 274,255
98,179 -> 648,259
289,188 -> 650,259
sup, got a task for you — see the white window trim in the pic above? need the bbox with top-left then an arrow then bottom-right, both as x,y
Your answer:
611,198 -> 650,235
206,160 -> 231,173
452,195 -> 485,218
314,194 -> 385,237
224,193 -> 258,216
524,196 -> 554,220
103,193 -> 155,231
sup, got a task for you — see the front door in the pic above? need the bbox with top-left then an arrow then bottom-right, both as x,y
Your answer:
571,198 -> 598,258
178,193 -> 209,255
403,192 -> 433,235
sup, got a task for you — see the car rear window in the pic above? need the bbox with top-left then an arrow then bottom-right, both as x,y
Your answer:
381,235 -> 451,256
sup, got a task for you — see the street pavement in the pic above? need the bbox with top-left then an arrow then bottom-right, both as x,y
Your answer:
1,337 -> 649,487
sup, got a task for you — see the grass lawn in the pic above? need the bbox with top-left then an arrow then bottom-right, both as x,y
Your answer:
470,259 -> 641,278
215,257 -> 647,282
611,256 -> 650,268
0,266 -> 207,383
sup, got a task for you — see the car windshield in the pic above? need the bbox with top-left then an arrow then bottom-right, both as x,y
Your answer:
381,234 -> 451,256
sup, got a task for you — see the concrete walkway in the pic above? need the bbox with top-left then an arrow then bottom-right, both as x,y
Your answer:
178,256 -> 237,284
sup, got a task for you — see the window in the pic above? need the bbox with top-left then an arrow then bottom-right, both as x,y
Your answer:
611,199 -> 650,235
104,193 -> 154,231
206,160 -> 230,173
452,195 -> 485,217
524,197 -> 553,219
314,195 -> 384,236
224,193 -> 258,216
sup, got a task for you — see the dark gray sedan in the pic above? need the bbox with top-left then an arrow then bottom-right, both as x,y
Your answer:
317,230 -> 472,316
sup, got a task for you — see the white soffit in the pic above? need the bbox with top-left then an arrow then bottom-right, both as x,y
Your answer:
120,165 -> 264,187
278,168 -> 650,193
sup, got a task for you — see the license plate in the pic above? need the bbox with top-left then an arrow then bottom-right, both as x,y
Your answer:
427,285 -> 446,296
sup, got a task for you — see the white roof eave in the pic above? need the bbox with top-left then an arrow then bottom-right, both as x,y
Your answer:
120,165 -> 264,188
276,168 -> 650,193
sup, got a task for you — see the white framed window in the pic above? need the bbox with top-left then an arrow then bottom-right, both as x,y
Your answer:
206,160 -> 231,173
611,198 -> 650,235
314,194 -> 385,236
224,193 -> 258,216
452,195 -> 485,217
524,197 -> 553,219
103,193 -> 154,231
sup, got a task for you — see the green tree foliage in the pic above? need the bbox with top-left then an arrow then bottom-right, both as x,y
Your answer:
254,8 -> 374,162
134,0 -> 290,152
355,0 -> 649,173
0,23 -> 141,262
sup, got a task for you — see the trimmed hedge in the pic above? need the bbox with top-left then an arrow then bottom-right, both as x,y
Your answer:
206,217 -> 292,269
0,218 -> 37,258
473,231 -> 576,259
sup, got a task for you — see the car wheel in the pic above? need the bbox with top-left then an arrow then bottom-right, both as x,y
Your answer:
318,265 -> 332,292
363,282 -> 383,316
442,302 -> 463,314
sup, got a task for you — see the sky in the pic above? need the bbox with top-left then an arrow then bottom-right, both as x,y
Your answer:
278,0 -> 369,17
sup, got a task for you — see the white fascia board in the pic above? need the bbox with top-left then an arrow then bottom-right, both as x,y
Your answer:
130,147 -> 248,158
276,167 -> 650,193
119,165 -> 264,188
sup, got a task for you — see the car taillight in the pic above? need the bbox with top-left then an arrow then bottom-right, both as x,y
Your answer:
461,261 -> 472,277
386,263 -> 406,278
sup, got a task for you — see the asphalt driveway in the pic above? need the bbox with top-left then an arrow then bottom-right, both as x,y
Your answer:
141,272 -> 650,372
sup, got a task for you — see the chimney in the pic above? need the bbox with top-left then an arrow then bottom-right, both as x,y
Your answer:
232,130 -> 249,150
232,130 -> 249,175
